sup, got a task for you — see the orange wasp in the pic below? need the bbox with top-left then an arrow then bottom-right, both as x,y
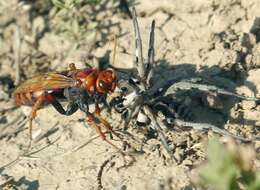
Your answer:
14,37 -> 120,149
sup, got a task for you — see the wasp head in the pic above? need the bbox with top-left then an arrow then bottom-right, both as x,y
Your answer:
95,69 -> 116,95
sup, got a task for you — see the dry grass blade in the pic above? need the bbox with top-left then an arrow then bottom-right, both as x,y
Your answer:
0,115 -> 27,140
14,24 -> 21,86
0,131 -> 63,170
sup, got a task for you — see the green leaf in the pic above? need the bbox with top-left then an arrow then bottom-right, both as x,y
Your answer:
199,138 -> 239,190
198,138 -> 260,190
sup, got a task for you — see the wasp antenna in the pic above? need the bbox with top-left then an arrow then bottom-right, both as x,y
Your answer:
112,34 -> 117,68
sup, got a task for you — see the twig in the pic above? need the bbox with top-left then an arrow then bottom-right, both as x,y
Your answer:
0,134 -> 62,171
54,129 -> 122,157
0,127 -> 62,170
97,155 -> 116,190
71,135 -> 101,153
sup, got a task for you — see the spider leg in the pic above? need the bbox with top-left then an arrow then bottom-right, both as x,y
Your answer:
172,119 -> 251,142
143,106 -> 176,160
165,80 -> 259,101
121,93 -> 142,130
146,20 -> 155,87
154,99 -> 251,141
125,104 -> 141,129
132,7 -> 145,86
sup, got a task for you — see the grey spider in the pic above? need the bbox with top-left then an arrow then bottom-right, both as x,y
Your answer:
110,7 -> 260,156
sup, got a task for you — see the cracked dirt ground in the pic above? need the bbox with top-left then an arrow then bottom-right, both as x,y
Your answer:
0,0 -> 260,189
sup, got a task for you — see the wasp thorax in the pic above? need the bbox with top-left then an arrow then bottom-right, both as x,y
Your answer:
84,70 -> 98,94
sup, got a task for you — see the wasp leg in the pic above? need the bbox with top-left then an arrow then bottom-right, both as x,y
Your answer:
86,113 -> 121,150
93,120 -> 121,151
94,103 -> 112,131
95,103 -> 101,116
50,97 -> 79,116
89,103 -> 119,144
93,103 -> 132,148
29,95 -> 45,140
89,104 -> 135,165
91,109 -> 136,166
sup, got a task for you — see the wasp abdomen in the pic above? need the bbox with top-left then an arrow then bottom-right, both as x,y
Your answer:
15,90 -> 44,105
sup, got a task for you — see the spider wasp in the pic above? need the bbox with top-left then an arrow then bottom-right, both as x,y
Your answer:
14,37 -> 122,150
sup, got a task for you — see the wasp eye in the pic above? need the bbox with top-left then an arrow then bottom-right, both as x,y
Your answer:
99,80 -> 105,88
99,80 -> 110,91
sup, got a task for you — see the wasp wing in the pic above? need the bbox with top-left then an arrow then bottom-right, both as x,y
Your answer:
15,72 -> 78,93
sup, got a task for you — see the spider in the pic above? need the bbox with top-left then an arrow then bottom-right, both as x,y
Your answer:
110,7 -> 260,156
